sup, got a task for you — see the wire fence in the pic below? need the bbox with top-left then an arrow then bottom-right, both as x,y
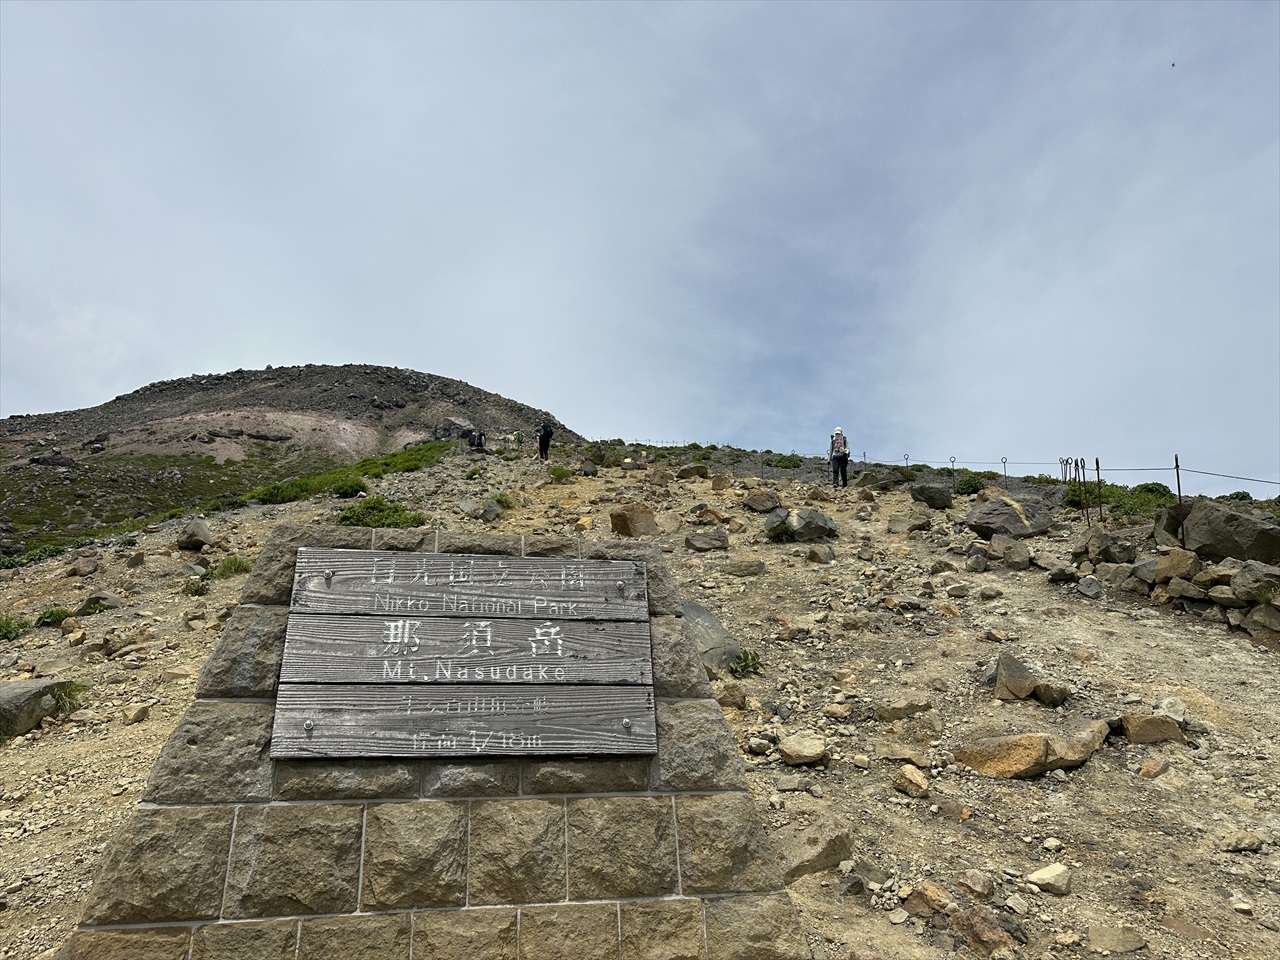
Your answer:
587,438 -> 1278,499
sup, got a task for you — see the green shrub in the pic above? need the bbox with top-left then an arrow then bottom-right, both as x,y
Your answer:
329,475 -> 367,499
548,465 -> 574,484
466,467 -> 483,480
212,555 -> 254,579
78,601 -> 110,616
181,579 -> 209,597
35,608 -> 74,628
1064,479 -> 1176,517
954,472 -> 984,496
0,544 -> 67,570
0,615 -> 29,642
1220,490 -> 1253,502
337,496 -> 425,528
729,650 -> 764,678
494,492 -> 516,510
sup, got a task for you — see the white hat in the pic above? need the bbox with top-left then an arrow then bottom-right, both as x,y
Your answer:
833,427 -> 842,434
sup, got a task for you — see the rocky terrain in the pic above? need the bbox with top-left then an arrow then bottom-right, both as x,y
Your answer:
1,440 -> 1278,960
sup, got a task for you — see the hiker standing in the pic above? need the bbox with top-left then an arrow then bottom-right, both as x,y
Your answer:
535,421 -> 554,461
828,427 -> 850,488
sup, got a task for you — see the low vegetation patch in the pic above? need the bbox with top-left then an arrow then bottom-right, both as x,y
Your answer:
35,608 -> 74,628
212,555 -> 254,579
763,452 -> 804,469
52,681 -> 88,715
337,496 -> 425,528
0,615 -> 29,642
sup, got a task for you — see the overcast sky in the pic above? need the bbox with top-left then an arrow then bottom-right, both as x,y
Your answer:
2,1 -> 1277,497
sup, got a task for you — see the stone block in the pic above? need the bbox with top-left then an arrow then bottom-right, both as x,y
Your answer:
414,908 -> 518,960
771,814 -> 853,882
361,801 -> 468,909
60,928 -> 192,960
79,807 -> 234,924
196,605 -> 289,698
675,794 -> 783,894
467,799 -> 566,905
190,919 -> 298,960
518,903 -> 620,960
297,914 -> 411,960
703,892 -> 811,959
521,757 -> 652,795
240,524 -> 371,605
141,700 -> 275,804
1122,713 -> 1185,744
223,803 -> 363,918
619,899 -> 707,960
567,797 -> 679,898
274,758 -> 420,801
583,542 -> 682,616
653,699 -> 747,792
421,761 -> 520,797
650,615 -> 714,699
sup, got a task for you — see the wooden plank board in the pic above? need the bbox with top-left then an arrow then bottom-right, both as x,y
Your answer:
269,683 -> 657,758
290,549 -> 649,621
280,614 -> 653,685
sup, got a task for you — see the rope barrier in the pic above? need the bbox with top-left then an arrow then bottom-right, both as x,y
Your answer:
580,438 -> 1277,492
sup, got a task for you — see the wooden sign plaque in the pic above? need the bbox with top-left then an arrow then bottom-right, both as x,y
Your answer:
269,549 -> 657,759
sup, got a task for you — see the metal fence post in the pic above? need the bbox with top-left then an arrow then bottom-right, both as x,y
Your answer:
1095,457 -> 1104,523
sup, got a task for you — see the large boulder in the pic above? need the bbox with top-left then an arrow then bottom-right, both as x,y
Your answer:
743,489 -> 782,513
1230,560 -> 1280,604
609,504 -> 659,537
954,720 -> 1109,779
681,602 -> 742,680
0,679 -> 69,738
965,491 -> 1054,540
1178,499 -> 1280,564
910,483 -> 953,510
1071,526 -> 1138,565
764,509 -> 837,542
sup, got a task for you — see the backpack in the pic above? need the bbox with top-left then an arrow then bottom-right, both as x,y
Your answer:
832,435 -> 848,456
540,425 -> 554,440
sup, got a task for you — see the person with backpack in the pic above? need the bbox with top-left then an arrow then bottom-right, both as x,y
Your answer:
535,421 -> 554,461
828,427 -> 851,488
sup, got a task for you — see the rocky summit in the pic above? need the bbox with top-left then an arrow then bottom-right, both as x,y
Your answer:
1,384 -> 1278,959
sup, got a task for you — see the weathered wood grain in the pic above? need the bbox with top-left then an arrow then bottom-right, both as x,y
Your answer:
290,549 -> 649,620
280,614 -> 653,685
269,683 -> 657,758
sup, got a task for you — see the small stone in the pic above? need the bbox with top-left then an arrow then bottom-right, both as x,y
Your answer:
1005,892 -> 1030,915
1027,863 -> 1072,895
892,765 -> 930,798
1088,925 -> 1147,954
121,703 -> 150,725
1122,713 -> 1185,745
1219,831 -> 1263,853
777,732 -> 827,765
1137,758 -> 1170,779
888,907 -> 910,925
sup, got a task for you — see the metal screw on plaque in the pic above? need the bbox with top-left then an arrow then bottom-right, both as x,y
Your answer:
304,720 -> 314,731
616,581 -> 625,595
324,570 -> 333,581
622,718 -> 632,729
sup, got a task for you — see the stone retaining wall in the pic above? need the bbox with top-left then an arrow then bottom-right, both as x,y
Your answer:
57,525 -> 812,960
